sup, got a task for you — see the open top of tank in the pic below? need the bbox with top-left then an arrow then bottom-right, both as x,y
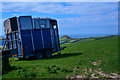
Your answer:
4,16 -> 58,34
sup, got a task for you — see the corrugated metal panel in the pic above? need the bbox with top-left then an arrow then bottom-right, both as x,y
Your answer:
42,29 -> 52,49
55,36 -> 60,50
54,29 -> 60,50
32,30 -> 43,50
50,29 -> 56,51
20,30 -> 34,57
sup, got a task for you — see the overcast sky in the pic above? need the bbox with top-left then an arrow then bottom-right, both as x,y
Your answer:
0,2 -> 118,37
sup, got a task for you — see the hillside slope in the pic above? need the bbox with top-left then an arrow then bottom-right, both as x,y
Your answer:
60,35 -> 117,45
2,35 -> 119,78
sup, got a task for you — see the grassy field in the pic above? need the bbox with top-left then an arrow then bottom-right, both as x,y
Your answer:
2,35 -> 119,78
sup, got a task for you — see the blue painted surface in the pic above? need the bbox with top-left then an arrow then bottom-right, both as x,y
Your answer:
20,30 -> 34,57
42,29 -> 52,49
32,30 -> 43,50
18,16 -> 33,30
51,29 -> 60,51
20,29 -> 52,57
3,16 -> 61,58
17,40 -> 22,57
6,29 -> 60,57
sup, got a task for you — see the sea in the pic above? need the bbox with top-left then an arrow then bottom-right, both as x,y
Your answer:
59,33 -> 118,38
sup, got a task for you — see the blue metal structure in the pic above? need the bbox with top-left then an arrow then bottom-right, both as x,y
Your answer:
2,16 -> 65,59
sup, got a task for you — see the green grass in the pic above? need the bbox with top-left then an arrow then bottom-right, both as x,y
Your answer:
2,35 -> 118,78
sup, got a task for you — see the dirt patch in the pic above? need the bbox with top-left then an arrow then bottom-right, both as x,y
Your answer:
92,60 -> 101,66
66,68 -> 120,79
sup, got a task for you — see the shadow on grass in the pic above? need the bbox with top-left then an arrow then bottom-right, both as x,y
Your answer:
17,53 -> 83,61
2,58 -> 22,74
3,66 -> 22,75
47,52 -> 83,59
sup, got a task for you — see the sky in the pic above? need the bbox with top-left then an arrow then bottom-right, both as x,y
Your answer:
0,2 -> 118,37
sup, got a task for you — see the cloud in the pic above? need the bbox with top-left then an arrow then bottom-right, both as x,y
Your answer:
1,2 -> 118,36
58,11 -> 118,27
57,10 -> 118,35
2,2 -> 118,15
12,13 -> 25,16
2,0 -> 119,2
